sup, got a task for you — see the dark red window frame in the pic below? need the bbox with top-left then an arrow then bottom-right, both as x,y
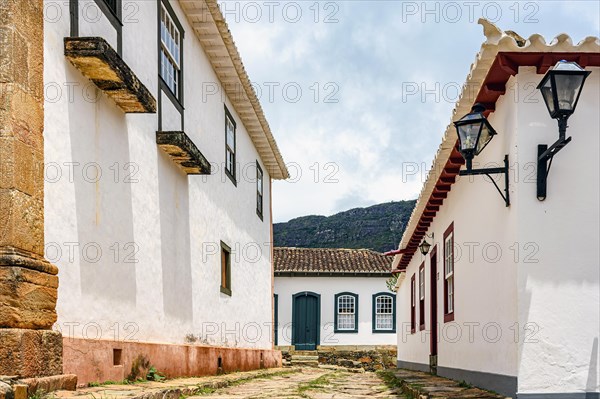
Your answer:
443,222 -> 455,323
410,274 -> 416,334
419,263 -> 425,331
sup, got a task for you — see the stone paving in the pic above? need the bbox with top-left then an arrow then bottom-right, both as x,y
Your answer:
389,369 -> 509,399
51,369 -> 297,399
190,368 -> 405,398
50,367 -> 509,399
51,368 -> 405,399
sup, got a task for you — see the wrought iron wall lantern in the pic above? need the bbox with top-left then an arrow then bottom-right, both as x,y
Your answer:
536,60 -> 591,201
418,233 -> 434,256
454,103 -> 510,207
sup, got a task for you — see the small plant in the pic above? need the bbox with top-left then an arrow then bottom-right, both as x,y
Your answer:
458,380 -> 473,388
184,334 -> 198,344
386,274 -> 399,292
28,389 -> 46,399
128,354 -> 151,381
147,366 -> 165,382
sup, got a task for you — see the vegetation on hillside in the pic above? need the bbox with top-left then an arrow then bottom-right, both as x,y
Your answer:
274,201 -> 416,253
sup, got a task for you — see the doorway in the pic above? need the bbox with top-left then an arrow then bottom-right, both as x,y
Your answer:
430,246 -> 438,373
292,292 -> 320,350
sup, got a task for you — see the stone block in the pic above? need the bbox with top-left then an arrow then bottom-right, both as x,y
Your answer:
19,375 -> 78,395
0,329 -> 63,377
0,265 -> 58,329
0,382 -> 12,399
0,190 -> 44,256
0,138 -> 39,196
12,385 -> 26,399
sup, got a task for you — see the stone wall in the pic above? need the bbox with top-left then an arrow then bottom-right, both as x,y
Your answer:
282,346 -> 397,372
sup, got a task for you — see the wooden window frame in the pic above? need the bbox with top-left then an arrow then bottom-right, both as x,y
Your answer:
334,292 -> 359,333
224,106 -> 237,185
159,0 -> 184,106
70,0 -> 124,55
220,241 -> 232,296
444,222 -> 455,323
256,161 -> 264,220
410,274 -> 416,334
98,0 -> 122,23
419,263 -> 425,331
372,292 -> 396,333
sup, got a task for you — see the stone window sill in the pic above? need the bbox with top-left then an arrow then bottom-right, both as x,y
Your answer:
64,37 -> 156,113
156,131 -> 211,175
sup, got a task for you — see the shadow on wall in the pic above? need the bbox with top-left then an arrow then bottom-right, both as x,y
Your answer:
587,338 -> 599,392
157,146 -> 193,323
68,83 -> 137,306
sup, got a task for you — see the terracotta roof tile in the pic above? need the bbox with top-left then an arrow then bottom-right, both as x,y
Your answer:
274,247 -> 392,275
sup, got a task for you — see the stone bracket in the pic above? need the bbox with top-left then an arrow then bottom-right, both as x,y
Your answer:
64,37 -> 157,113
156,131 -> 211,175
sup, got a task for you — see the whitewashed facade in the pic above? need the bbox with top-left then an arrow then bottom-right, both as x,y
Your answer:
42,0 -> 287,383
391,20 -> 599,398
275,276 -> 397,348
274,248 -> 396,349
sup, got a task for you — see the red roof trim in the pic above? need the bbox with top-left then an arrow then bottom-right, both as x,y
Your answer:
397,51 -> 600,269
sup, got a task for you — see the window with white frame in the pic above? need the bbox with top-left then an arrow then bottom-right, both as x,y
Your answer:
160,3 -> 181,98
444,230 -> 454,315
335,294 -> 357,332
373,293 -> 395,332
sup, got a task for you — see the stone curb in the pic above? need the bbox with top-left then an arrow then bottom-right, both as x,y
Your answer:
388,370 -> 510,399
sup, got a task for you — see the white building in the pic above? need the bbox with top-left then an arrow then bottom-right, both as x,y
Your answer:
390,20 -> 599,398
43,0 -> 288,384
274,248 -> 396,349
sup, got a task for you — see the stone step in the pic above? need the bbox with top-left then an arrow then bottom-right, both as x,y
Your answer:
292,362 -> 319,368
291,355 -> 319,361
292,350 -> 318,356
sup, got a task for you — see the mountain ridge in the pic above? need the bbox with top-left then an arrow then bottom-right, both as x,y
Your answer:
274,200 -> 416,253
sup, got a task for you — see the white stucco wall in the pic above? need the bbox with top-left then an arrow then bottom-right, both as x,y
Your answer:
43,0 -> 276,349
396,66 -> 600,395
396,80 -> 520,379
275,276 -> 397,346
513,67 -> 600,395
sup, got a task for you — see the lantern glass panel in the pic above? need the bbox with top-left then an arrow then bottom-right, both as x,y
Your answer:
554,74 -> 586,113
457,114 -> 483,152
540,78 -> 555,115
476,122 -> 494,155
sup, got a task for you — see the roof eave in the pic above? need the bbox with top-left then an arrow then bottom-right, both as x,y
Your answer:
179,0 -> 289,179
394,19 -> 600,269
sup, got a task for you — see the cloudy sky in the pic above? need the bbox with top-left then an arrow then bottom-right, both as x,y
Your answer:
221,0 -> 600,223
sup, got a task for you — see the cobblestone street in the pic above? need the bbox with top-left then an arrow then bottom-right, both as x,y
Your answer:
190,368 -> 404,398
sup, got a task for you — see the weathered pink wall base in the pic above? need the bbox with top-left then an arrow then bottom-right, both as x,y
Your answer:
63,338 -> 282,386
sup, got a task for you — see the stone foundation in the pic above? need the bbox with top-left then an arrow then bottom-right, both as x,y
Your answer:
280,345 -> 397,372
0,249 -> 59,330
63,338 -> 283,387
0,329 -> 62,377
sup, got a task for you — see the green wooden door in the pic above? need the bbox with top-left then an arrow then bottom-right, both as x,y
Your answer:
292,292 -> 320,350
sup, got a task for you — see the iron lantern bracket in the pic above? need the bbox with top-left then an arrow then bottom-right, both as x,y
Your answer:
459,154 -> 510,207
537,118 -> 571,201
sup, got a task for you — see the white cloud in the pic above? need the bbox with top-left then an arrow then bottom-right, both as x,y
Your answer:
222,1 -> 599,222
